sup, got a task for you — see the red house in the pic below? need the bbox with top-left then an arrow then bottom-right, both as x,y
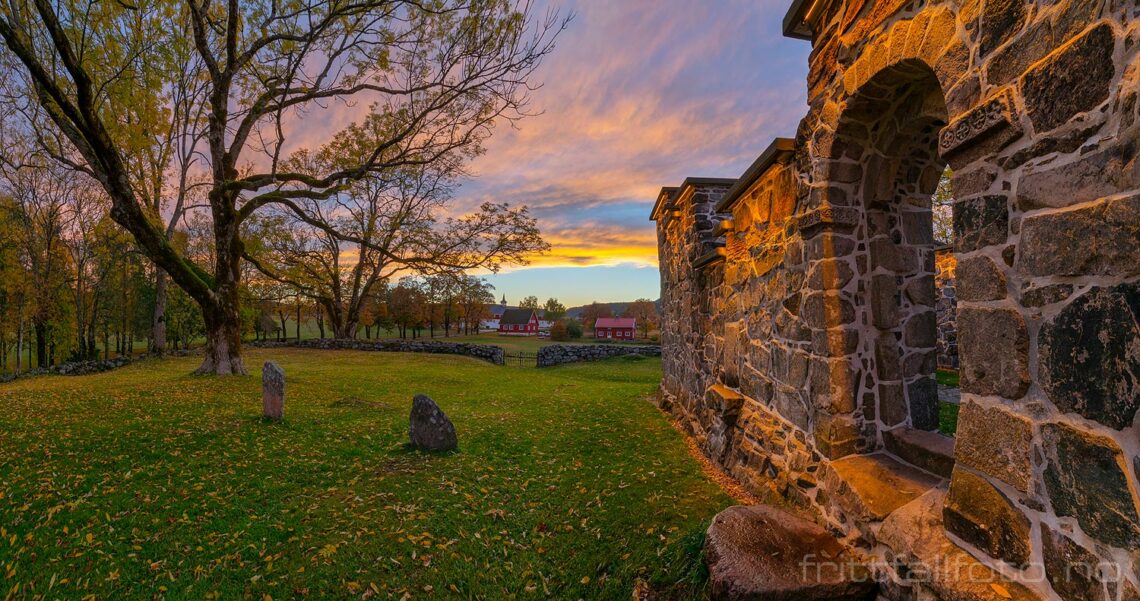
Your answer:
595,317 -> 636,340
499,308 -> 540,335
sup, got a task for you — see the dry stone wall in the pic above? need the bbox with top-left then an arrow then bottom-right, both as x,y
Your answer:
536,344 -> 661,367
250,339 -> 505,365
653,1 -> 1140,599
934,248 -> 957,368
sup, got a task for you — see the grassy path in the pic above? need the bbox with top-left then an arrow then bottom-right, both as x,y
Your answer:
0,349 -> 729,599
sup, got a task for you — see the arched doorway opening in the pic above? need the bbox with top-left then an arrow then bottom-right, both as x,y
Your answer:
830,60 -> 953,445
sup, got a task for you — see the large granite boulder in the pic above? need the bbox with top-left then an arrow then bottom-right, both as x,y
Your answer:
409,394 -> 458,452
704,504 -> 877,600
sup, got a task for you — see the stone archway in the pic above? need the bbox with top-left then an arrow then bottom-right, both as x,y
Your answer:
653,3 -> 1140,599
829,59 -> 950,441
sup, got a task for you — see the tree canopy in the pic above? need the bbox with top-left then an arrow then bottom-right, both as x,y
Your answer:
0,0 -> 566,373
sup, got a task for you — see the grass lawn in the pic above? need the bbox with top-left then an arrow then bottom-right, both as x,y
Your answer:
0,349 -> 731,600
936,368 -> 960,436
935,368 -> 960,388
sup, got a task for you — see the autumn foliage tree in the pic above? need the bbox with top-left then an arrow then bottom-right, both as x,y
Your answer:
0,1 -> 566,374
580,302 -> 612,330
622,298 -> 658,339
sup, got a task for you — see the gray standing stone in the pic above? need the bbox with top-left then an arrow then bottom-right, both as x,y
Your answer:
262,361 -> 285,421
409,394 -> 458,452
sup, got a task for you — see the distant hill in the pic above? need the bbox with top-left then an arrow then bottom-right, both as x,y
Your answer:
565,300 -> 661,319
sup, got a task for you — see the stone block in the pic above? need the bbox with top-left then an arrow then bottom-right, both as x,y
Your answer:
874,334 -> 902,382
882,427 -> 955,478
871,236 -> 918,273
900,210 -> 934,246
1021,24 -> 1115,134
814,412 -> 863,460
879,382 -> 908,427
811,327 -> 860,357
1017,141 -> 1140,211
1042,524 -> 1109,601
1039,283 -> 1140,430
903,311 -> 937,348
773,386 -> 811,432
809,357 -> 859,414
870,273 -> 900,329
953,401 -> 1033,492
907,377 -> 939,431
1019,193 -> 1140,278
802,292 -> 856,328
1042,422 -> 1140,548
939,89 -> 1022,163
958,307 -> 1029,399
951,165 -> 997,198
956,255 -> 1006,301
704,505 -> 876,601
978,0 -> 1025,57
902,349 -> 936,378
953,195 -> 1008,252
807,257 -> 855,290
903,275 -> 936,307
1020,283 -> 1073,308
827,453 -> 941,523
943,467 -> 1032,568
878,488 -> 1042,601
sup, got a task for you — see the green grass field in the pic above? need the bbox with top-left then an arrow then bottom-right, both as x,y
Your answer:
0,350 -> 731,599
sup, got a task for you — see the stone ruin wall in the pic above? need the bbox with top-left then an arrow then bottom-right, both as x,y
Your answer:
654,1 -> 1140,599
934,248 -> 958,369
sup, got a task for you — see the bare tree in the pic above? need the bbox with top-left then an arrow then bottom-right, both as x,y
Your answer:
0,1 -> 566,374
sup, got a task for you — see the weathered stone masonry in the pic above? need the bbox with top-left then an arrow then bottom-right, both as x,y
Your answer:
653,2 -> 1140,600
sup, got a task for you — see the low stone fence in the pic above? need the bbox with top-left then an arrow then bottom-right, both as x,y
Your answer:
0,349 -> 208,383
536,344 -> 661,367
250,338 -> 505,365
0,355 -> 135,383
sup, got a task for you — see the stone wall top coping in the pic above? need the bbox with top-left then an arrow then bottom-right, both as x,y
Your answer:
650,177 -> 737,221
650,186 -> 680,221
694,247 -> 727,269
783,0 -> 814,39
712,219 -> 735,237
714,138 -> 797,213
708,383 -> 745,402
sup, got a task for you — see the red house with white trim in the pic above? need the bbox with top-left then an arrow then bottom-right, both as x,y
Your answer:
594,317 -> 636,340
498,308 -> 540,335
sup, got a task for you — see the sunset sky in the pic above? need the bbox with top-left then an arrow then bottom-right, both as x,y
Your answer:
461,1 -> 811,307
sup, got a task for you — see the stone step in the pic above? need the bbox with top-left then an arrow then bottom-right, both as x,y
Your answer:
823,453 -> 942,528
882,427 -> 956,478
705,504 -> 879,600
877,487 -> 1044,601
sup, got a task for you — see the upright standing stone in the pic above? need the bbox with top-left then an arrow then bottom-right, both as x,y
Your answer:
409,394 -> 458,451
262,361 -> 285,421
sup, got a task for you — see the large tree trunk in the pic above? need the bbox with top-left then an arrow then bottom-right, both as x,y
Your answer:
151,270 -> 168,356
15,309 -> 23,374
195,221 -> 247,374
34,322 -> 46,368
196,299 -> 245,375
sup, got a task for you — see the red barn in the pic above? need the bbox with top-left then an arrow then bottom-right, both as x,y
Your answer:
499,308 -> 540,335
595,317 -> 636,340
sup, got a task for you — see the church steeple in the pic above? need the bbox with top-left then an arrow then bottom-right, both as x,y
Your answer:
501,294 -> 507,305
